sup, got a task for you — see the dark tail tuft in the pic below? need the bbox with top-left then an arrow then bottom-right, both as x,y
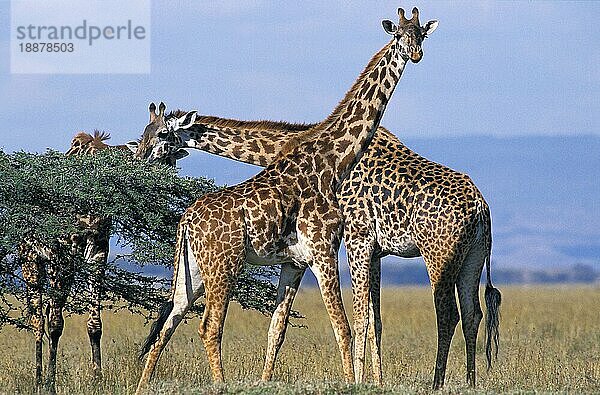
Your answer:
484,281 -> 501,371
139,300 -> 174,360
480,203 -> 501,371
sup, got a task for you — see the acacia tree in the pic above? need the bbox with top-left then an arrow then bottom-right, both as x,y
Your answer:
0,148 -> 286,337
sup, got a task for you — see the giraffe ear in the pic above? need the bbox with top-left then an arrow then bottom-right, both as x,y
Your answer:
382,20 -> 398,35
125,140 -> 139,154
176,111 -> 197,130
424,20 -> 439,36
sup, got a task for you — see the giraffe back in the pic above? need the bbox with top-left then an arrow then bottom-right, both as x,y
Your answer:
338,127 -> 489,265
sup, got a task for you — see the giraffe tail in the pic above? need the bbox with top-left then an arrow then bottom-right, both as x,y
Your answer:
138,300 -> 173,360
483,215 -> 501,371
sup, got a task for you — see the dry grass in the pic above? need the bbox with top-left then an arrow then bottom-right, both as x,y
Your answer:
0,286 -> 598,394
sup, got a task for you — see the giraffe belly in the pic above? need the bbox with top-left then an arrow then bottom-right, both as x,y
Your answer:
376,228 -> 421,258
244,218 -> 311,268
245,245 -> 289,266
244,242 -> 309,269
285,233 -> 313,267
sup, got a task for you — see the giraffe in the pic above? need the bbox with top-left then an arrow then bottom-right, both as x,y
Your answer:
20,131 -> 140,392
64,131 -> 131,380
135,12 -> 500,390
135,8 -> 438,393
20,231 -> 79,391
135,123 -> 501,389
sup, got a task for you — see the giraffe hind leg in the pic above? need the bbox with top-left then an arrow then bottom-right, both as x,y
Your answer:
45,260 -> 74,395
46,302 -> 65,395
261,263 -> 305,381
431,279 -> 460,390
23,256 -> 45,387
198,278 -> 232,383
197,241 -> 249,384
136,234 -> 205,395
136,294 -> 197,394
368,257 -> 383,385
456,244 -> 486,387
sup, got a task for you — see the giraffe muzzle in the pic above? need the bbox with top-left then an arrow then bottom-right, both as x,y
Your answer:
410,49 -> 423,63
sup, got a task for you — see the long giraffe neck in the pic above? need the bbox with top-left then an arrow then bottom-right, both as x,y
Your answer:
170,41 -> 405,175
280,40 -> 406,186
178,118 -> 313,166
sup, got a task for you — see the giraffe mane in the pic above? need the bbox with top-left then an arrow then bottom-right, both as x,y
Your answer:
166,110 -> 314,132
278,41 -> 393,156
92,130 -> 111,143
195,116 -> 314,132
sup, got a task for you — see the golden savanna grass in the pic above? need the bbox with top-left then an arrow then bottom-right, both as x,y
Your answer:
0,286 -> 598,394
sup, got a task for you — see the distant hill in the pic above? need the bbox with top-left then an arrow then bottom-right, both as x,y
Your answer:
402,135 -> 600,272
298,258 -> 598,287
126,258 -> 598,288
160,134 -> 600,285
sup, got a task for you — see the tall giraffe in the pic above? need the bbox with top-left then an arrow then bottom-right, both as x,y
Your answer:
136,8 -> 437,392
20,131 -> 140,391
64,131 -> 133,379
20,234 -> 78,390
136,13 -> 500,390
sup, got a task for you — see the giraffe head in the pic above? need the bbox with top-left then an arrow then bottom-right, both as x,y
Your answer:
135,102 -> 194,165
66,131 -> 111,156
382,7 -> 438,63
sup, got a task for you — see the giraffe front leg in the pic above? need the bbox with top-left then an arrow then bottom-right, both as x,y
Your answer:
23,257 -> 44,387
368,257 -> 383,385
261,263 -> 305,381
46,303 -> 65,395
87,261 -> 105,379
87,301 -> 103,379
198,277 -> 234,383
45,256 -> 74,395
345,236 -> 376,383
312,257 -> 354,383
349,267 -> 369,383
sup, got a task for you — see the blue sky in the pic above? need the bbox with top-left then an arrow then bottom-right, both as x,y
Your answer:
0,2 -> 598,276
0,1 -> 599,153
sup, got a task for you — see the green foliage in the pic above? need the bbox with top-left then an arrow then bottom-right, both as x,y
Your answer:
0,148 -> 283,329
